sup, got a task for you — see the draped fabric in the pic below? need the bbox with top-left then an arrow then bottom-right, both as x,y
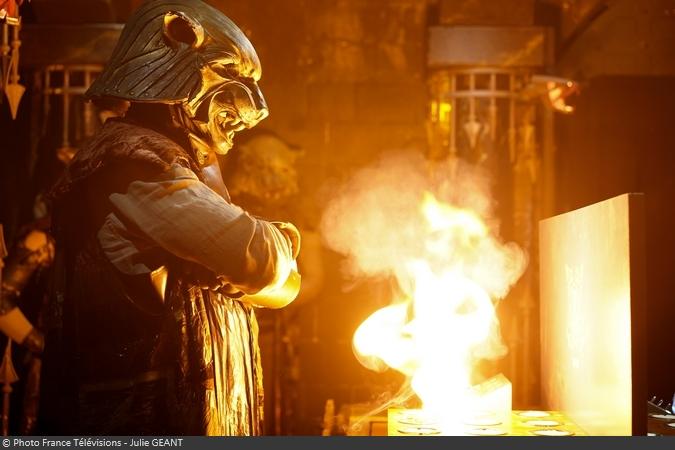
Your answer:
166,279 -> 264,435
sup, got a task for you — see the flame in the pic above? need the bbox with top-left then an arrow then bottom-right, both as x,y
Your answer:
320,153 -> 525,434
352,191 -> 515,433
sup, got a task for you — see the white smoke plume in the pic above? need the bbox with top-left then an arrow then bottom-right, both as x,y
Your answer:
320,151 -> 526,301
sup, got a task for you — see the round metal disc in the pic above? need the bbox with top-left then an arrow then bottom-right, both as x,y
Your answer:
649,414 -> 675,420
397,412 -> 439,426
463,417 -> 502,427
517,410 -> 551,418
532,429 -> 573,436
525,419 -> 561,427
465,427 -> 507,436
397,425 -> 442,435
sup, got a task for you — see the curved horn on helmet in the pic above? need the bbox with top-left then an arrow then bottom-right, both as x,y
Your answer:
163,11 -> 205,49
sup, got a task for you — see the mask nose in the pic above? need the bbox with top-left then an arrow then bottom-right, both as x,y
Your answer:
210,80 -> 268,128
240,81 -> 268,127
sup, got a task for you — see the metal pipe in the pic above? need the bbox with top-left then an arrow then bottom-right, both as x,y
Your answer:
62,68 -> 71,149
450,74 -> 456,158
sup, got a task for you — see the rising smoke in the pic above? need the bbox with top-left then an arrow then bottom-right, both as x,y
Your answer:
319,151 -> 528,430
320,151 -> 526,297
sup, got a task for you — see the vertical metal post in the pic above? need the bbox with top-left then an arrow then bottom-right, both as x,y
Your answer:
0,226 -> 13,437
508,73 -> 516,163
489,73 -> 497,142
1,341 -> 12,437
449,74 -> 456,158
62,68 -> 71,150
1,22 -> 9,86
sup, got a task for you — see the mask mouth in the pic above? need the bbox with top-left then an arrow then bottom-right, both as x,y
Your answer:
189,80 -> 269,155
211,101 -> 267,152
216,109 -> 247,149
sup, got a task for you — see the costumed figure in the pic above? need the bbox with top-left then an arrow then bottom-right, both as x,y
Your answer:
40,0 -> 301,435
0,223 -> 51,435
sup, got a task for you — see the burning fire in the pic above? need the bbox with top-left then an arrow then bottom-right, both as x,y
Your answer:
321,154 -> 526,435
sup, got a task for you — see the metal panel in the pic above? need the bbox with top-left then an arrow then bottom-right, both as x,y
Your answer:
539,193 -> 647,435
428,26 -> 551,68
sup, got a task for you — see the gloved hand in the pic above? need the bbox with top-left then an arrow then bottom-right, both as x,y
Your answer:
273,222 -> 301,259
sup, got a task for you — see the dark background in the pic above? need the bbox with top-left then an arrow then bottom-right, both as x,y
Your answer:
1,0 -> 674,435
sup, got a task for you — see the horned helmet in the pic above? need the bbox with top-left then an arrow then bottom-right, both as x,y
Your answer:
86,0 -> 268,163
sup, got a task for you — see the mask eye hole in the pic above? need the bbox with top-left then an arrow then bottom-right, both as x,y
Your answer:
211,63 -> 240,80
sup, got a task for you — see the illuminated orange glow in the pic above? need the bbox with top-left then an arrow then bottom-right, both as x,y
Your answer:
352,191 -> 521,434
540,193 -> 642,435
438,101 -> 452,124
